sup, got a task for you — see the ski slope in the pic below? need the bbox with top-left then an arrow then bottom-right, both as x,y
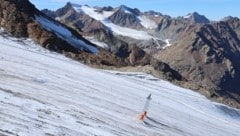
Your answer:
0,33 -> 240,136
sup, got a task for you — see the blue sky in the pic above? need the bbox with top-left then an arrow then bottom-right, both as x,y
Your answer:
29,0 -> 239,21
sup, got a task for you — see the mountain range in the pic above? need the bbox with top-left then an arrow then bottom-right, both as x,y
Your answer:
0,0 -> 240,108
41,2 -> 240,108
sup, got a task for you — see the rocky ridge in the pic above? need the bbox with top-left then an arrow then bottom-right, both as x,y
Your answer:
156,18 -> 240,107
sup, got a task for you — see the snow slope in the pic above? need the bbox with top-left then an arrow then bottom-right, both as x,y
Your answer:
72,4 -> 114,21
0,33 -> 240,136
138,16 -> 158,29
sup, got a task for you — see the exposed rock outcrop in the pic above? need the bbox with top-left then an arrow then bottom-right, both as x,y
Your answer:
0,0 -> 35,37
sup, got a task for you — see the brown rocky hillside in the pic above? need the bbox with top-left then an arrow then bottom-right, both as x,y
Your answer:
156,19 -> 240,108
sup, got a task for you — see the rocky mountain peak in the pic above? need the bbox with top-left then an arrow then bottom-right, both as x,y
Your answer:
108,5 -> 143,29
53,2 -> 78,17
221,16 -> 240,23
184,12 -> 210,24
99,6 -> 114,12
221,16 -> 235,21
144,10 -> 163,17
118,5 -> 141,16
119,5 -> 131,13
42,2 -> 80,20
64,2 -> 75,9
118,5 -> 140,15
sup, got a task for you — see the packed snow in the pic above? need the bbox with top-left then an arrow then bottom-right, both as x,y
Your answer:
0,32 -> 240,136
35,15 -> 99,54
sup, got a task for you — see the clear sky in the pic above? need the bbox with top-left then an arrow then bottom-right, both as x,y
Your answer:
29,0 -> 240,21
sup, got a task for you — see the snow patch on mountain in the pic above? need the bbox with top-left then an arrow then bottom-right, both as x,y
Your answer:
102,20 -> 155,40
73,4 -> 114,21
164,39 -> 172,48
184,14 -> 191,19
35,15 -> 99,54
84,36 -> 109,49
138,16 -> 157,29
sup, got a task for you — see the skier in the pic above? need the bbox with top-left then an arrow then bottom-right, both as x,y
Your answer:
140,94 -> 152,121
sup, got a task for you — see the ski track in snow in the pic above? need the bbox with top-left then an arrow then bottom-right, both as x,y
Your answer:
0,33 -> 240,136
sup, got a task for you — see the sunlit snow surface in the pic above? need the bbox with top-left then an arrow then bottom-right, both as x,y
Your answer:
138,16 -> 158,29
0,32 -> 240,136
